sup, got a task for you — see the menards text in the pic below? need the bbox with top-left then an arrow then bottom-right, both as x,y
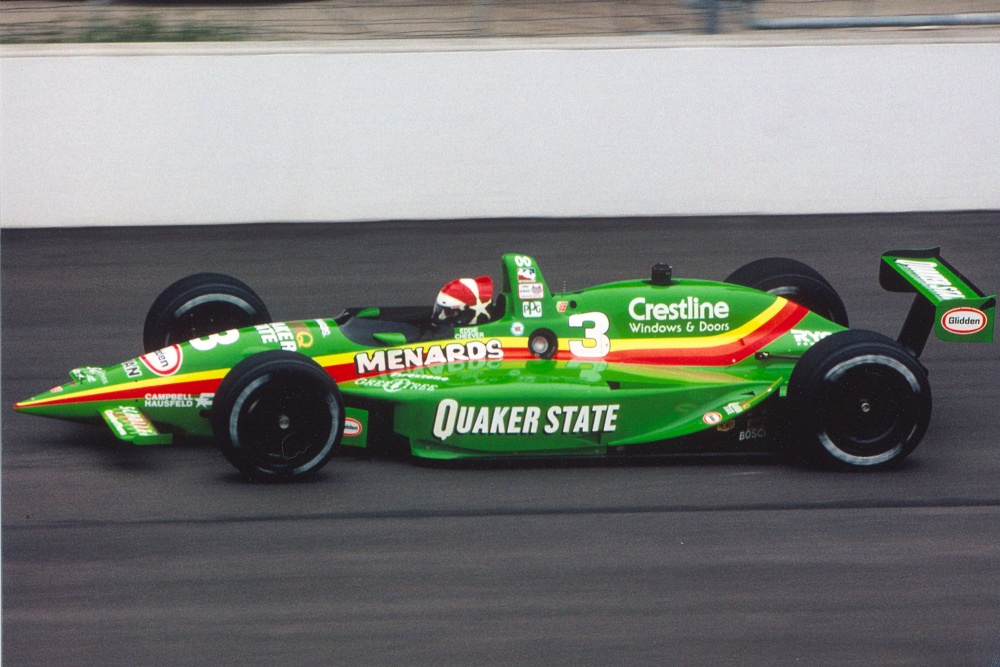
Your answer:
355,339 -> 502,375
433,398 -> 619,441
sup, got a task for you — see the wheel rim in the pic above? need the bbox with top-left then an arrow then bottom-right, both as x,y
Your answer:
166,297 -> 258,346
528,329 -> 557,360
815,355 -> 922,463
230,371 -> 338,475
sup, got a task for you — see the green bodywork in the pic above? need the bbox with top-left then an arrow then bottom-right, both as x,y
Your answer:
15,250 -> 993,460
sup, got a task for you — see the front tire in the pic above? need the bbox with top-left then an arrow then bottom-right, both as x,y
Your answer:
211,351 -> 344,480
787,329 -> 931,470
725,257 -> 849,327
143,273 -> 271,353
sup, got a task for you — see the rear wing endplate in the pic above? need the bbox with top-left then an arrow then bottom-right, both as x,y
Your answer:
880,248 -> 995,356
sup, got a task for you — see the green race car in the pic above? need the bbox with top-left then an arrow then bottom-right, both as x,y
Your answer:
14,248 -> 994,480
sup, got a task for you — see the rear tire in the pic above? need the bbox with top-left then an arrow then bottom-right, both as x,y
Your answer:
144,273 -> 271,353
725,257 -> 849,327
787,329 -> 931,470
211,351 -> 344,480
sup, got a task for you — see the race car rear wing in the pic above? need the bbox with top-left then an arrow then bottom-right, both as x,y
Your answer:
880,248 -> 995,356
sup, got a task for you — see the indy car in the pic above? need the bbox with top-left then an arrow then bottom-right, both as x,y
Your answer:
14,249 -> 994,480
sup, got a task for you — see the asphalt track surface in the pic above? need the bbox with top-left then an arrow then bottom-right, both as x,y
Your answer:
3,213 -> 999,666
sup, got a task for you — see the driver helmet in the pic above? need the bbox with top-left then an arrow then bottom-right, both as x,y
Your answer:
432,276 -> 494,327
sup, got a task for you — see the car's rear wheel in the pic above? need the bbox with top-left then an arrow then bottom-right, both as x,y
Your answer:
725,257 -> 849,327
787,329 -> 931,470
143,273 -> 271,353
211,351 -> 344,480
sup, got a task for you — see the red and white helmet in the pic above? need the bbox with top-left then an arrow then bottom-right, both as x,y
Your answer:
432,276 -> 494,326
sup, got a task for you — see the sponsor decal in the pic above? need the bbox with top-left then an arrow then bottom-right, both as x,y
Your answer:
518,283 -> 545,300
50,386 -> 63,393
628,296 -> 730,334
723,401 -> 745,417
123,360 -> 142,378
316,319 -> 332,337
941,307 -> 987,335
703,411 -> 722,425
106,406 -> 158,438
517,267 -> 536,282
140,345 -> 182,377
141,392 -> 214,409
717,419 -> 736,433
343,418 -> 363,437
432,399 -> 619,441
256,322 -> 298,352
522,302 -> 543,318
144,393 -> 195,408
791,329 -> 833,347
738,417 -> 767,442
895,259 -> 967,300
455,326 -> 482,340
511,322 -> 525,336
288,322 -> 314,349
356,377 -> 439,393
105,411 -> 129,437
557,301 -> 568,313
739,428 -> 767,442
354,339 -> 503,375
71,367 -> 108,385
255,322 -> 299,352
398,372 -> 449,382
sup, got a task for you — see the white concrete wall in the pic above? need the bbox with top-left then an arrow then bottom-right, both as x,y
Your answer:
2,39 -> 998,227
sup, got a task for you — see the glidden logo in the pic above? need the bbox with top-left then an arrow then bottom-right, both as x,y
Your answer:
140,345 -> 183,376
941,307 -> 987,335
343,418 -> 363,437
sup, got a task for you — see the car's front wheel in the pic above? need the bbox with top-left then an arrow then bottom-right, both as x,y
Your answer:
211,351 -> 344,480
143,273 -> 271,353
787,329 -> 931,470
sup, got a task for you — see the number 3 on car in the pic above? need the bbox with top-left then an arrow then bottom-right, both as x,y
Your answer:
568,312 -> 611,358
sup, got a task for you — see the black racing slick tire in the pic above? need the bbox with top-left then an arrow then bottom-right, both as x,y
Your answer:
211,351 -> 344,480
143,273 -> 271,353
787,329 -> 931,470
724,257 -> 849,327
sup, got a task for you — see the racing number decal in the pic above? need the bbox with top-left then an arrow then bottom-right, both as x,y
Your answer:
568,312 -> 611,358
513,255 -> 533,268
189,329 -> 240,352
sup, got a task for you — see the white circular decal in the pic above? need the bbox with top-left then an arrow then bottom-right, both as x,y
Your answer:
343,418 -> 363,437
941,307 -> 987,335
140,345 -> 183,376
703,412 -> 722,425
511,322 -> 525,336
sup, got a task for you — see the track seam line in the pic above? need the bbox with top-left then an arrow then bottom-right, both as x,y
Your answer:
7,497 -> 1000,531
